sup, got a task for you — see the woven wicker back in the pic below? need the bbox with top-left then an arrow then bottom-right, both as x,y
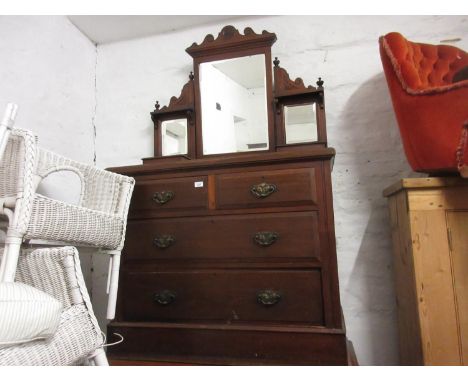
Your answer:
0,134 -> 27,198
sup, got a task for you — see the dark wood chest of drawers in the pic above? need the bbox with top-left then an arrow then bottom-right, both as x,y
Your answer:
107,148 -> 351,365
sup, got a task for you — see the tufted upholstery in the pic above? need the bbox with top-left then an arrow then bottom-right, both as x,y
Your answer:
383,32 -> 468,91
380,32 -> 468,174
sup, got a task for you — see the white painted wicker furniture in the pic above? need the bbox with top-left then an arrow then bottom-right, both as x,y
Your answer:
0,246 -> 108,365
0,104 -> 135,319
0,104 -> 17,162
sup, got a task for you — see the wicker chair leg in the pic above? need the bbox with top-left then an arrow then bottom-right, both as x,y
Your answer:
0,242 -> 9,280
0,237 -> 22,282
106,252 -> 121,320
90,348 -> 109,366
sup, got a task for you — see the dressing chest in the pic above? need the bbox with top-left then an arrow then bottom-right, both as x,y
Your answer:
107,26 -> 354,365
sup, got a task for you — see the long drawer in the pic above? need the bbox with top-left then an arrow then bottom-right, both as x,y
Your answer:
121,270 -> 324,325
215,168 -> 318,210
124,211 -> 320,261
131,176 -> 209,213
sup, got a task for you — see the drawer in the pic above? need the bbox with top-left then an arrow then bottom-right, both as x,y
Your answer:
124,211 -> 320,261
215,168 -> 317,210
122,270 -> 324,325
131,176 -> 208,213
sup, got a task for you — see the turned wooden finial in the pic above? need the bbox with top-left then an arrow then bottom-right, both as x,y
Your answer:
154,101 -> 160,110
316,77 -> 324,88
273,57 -> 280,67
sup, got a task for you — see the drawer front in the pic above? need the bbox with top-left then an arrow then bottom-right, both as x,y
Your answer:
131,176 -> 209,213
215,168 -> 318,209
124,211 -> 320,261
122,270 -> 324,325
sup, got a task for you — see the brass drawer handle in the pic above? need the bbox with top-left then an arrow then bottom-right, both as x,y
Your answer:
254,231 -> 279,247
154,290 -> 176,305
257,290 -> 281,306
152,191 -> 174,205
153,234 -> 176,249
250,182 -> 277,198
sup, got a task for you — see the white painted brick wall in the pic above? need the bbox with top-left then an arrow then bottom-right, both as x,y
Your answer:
0,16 -> 96,163
94,15 -> 467,365
0,16 -> 97,295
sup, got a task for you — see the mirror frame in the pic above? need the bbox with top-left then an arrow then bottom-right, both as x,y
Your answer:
150,73 -> 196,159
147,26 -> 328,163
186,26 -> 277,158
273,59 -> 327,148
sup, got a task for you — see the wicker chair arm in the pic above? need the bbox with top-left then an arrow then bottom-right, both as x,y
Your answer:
0,129 -> 37,198
36,148 -> 134,216
38,165 -> 87,206
0,129 -> 37,235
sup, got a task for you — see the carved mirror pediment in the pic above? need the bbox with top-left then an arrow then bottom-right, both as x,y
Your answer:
148,25 -> 327,162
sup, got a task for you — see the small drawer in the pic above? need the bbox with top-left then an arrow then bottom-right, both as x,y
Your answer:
215,168 -> 317,210
131,176 -> 208,213
124,211 -> 320,261
122,270 -> 324,325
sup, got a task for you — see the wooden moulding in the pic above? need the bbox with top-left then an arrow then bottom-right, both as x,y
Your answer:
272,57 -> 327,146
150,73 -> 196,158
112,147 -> 336,176
107,321 -> 348,365
150,72 -> 195,120
382,177 -> 468,197
186,25 -> 277,58
273,57 -> 322,98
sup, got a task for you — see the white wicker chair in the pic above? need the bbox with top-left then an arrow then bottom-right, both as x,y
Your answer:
0,103 -> 17,162
0,246 -> 109,365
0,104 -> 135,319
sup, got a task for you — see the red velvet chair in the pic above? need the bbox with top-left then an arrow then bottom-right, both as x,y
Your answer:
459,121 -> 468,177
379,32 -> 468,175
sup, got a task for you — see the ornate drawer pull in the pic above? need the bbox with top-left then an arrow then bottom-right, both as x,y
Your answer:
152,190 -> 174,205
154,290 -> 176,305
153,234 -> 176,249
250,182 -> 277,198
254,231 -> 279,247
257,290 -> 281,306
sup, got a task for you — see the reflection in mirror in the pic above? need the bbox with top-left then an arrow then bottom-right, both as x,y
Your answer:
284,103 -> 317,144
200,54 -> 269,155
161,118 -> 188,156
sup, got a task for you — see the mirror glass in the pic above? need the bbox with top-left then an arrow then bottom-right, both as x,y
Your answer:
199,54 -> 269,155
284,103 -> 317,144
161,118 -> 188,156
